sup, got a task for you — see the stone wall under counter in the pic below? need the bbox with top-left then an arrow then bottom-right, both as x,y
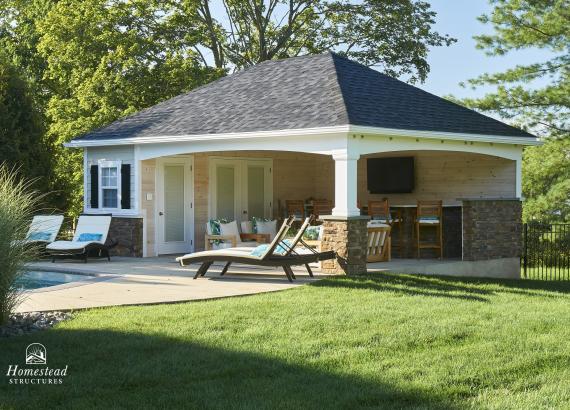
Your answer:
461,198 -> 522,261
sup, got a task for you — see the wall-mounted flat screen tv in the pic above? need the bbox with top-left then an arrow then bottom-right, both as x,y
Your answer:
367,157 -> 415,194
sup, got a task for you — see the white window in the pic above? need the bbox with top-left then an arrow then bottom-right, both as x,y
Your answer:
99,160 -> 121,209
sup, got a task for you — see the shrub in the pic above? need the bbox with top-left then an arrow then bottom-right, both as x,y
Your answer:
0,166 -> 41,325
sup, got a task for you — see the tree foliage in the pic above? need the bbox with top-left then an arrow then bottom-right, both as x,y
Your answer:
0,53 -> 51,187
180,0 -> 455,82
460,0 -> 569,138
523,138 -> 570,222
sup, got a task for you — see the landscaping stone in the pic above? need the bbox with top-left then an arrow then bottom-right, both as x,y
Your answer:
0,311 -> 71,338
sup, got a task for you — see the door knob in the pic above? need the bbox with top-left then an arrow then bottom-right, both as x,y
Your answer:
159,212 -> 164,216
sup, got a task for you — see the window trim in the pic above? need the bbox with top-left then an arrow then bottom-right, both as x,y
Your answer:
98,160 -> 122,210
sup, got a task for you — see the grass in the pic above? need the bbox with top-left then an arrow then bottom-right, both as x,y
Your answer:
2,273 -> 570,409
523,266 -> 570,281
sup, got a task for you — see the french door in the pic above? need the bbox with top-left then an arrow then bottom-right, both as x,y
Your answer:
157,156 -> 194,254
209,158 -> 273,222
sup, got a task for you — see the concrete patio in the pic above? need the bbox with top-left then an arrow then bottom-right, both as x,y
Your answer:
17,257 -> 326,313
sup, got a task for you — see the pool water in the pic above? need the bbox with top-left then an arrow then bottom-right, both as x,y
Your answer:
14,271 -> 91,290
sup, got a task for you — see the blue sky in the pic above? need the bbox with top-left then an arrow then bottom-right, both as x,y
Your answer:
422,0 -> 551,99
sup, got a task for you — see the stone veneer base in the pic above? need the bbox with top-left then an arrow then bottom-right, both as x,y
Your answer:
320,215 -> 370,275
108,217 -> 143,257
462,199 -> 522,261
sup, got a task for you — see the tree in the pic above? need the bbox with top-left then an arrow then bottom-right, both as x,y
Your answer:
460,0 -> 569,138
177,0 -> 455,83
0,53 -> 51,187
523,138 -> 570,222
456,0 -> 569,223
34,0 -> 222,215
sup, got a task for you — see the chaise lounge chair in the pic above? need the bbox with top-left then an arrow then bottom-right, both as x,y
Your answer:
16,215 -> 64,249
176,216 -> 335,282
46,215 -> 113,262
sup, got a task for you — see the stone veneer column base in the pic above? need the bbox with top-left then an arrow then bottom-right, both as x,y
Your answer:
320,215 -> 370,275
108,217 -> 143,257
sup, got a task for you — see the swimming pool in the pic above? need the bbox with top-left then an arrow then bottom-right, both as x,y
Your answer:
14,271 -> 93,290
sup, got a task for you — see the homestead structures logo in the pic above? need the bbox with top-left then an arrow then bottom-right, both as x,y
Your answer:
6,343 -> 68,385
26,343 -> 46,364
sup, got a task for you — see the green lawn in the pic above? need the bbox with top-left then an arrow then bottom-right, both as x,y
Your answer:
2,273 -> 570,409
523,266 -> 570,281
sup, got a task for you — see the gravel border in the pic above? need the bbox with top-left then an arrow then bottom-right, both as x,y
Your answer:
0,311 -> 71,337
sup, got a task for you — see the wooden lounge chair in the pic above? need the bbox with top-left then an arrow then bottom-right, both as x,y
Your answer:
368,199 -> 402,257
176,216 -> 335,282
366,223 -> 392,262
46,215 -> 113,262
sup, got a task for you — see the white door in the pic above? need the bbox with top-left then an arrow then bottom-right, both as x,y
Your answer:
157,157 -> 194,254
209,158 -> 273,222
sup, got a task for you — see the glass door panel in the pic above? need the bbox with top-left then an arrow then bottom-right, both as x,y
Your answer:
164,165 -> 185,242
216,165 -> 236,220
247,166 -> 265,219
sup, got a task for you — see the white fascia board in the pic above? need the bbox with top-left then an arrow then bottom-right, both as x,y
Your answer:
348,125 -> 542,146
64,124 -> 541,148
64,125 -> 351,148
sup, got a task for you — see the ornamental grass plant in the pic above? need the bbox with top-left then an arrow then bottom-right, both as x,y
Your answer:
0,165 -> 41,324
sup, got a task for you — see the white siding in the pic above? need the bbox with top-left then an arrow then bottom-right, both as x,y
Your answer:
85,146 -> 135,211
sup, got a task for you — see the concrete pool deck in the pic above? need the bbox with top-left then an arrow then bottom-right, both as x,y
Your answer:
17,257 -> 326,313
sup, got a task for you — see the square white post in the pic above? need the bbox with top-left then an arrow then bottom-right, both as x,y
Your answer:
515,157 -> 522,199
332,151 -> 360,217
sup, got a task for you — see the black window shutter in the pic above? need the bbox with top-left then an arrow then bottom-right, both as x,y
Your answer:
121,164 -> 131,209
90,165 -> 99,208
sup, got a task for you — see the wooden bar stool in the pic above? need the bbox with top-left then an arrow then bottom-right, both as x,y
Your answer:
415,200 -> 443,259
285,200 -> 305,219
368,199 -> 402,257
313,199 -> 333,219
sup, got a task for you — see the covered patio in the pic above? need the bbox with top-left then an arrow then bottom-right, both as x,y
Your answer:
66,52 -> 539,279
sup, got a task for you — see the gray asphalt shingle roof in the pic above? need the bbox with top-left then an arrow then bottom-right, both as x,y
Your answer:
73,52 -> 535,142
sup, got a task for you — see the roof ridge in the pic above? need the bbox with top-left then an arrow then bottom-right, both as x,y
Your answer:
326,53 -> 351,126
331,54 -> 535,138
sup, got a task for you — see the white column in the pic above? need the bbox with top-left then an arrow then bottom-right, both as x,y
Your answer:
332,151 -> 360,217
133,145 -> 141,212
515,157 -> 522,199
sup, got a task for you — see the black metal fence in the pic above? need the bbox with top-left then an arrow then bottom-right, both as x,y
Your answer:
522,223 -> 570,280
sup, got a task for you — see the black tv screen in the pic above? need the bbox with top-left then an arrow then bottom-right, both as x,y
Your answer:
367,157 -> 415,194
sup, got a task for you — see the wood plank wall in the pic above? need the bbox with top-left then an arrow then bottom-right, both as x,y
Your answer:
358,151 -> 516,206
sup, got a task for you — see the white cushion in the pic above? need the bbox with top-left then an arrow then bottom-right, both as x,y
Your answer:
26,215 -> 64,243
72,215 -> 111,244
240,221 -> 253,234
417,218 -> 440,224
220,220 -> 242,244
255,220 -> 277,240
367,221 -> 390,228
47,240 -> 95,251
